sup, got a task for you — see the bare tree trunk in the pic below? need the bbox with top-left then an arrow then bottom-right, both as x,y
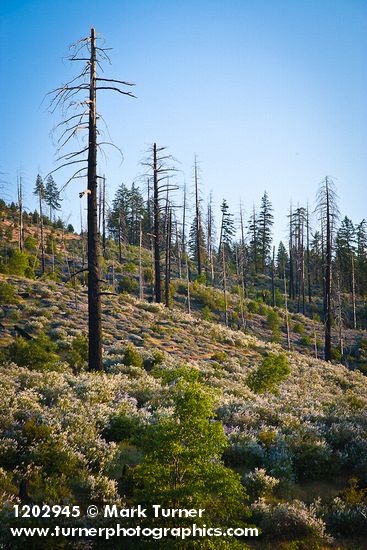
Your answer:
102,174 -> 106,256
39,188 -> 45,274
17,175 -> 24,252
271,245 -> 276,307
307,205 -> 312,303
351,253 -> 357,329
87,27 -> 102,371
153,143 -> 162,302
186,254 -> 191,314
194,157 -> 202,276
324,178 -> 332,362
222,240 -> 228,327
240,205 -> 247,298
139,220 -> 143,300
283,266 -> 291,351
165,208 -> 172,308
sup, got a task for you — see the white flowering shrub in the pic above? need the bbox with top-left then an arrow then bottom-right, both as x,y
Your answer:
251,498 -> 330,544
244,468 -> 279,500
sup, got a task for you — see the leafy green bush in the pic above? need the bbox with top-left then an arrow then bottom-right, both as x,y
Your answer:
293,322 -> 305,334
132,376 -> 250,536
330,347 -> 342,361
299,335 -> 311,346
0,281 -> 17,304
103,413 -> 140,443
118,275 -> 138,294
123,343 -> 143,368
266,309 -> 281,340
63,333 -> 88,372
201,305 -> 212,320
6,333 -> 60,371
247,353 -> 290,394
24,236 -> 37,251
247,300 -> 259,314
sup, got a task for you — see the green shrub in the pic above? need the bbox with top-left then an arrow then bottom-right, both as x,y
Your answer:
247,353 -> 290,394
299,335 -> 311,346
211,351 -> 227,363
293,322 -> 305,334
201,305 -> 212,321
24,236 -> 37,251
63,333 -> 88,372
118,275 -> 138,294
247,300 -> 259,314
0,281 -> 17,304
143,349 -> 165,371
266,309 -> 281,340
123,343 -> 143,368
6,333 -> 60,370
330,347 -> 342,361
103,413 -> 140,443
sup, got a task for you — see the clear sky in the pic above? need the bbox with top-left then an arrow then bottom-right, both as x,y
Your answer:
0,0 -> 366,244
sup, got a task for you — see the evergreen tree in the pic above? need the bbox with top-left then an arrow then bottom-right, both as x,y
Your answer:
258,191 -> 274,273
218,199 -> 235,254
44,175 -> 61,221
335,216 -> 356,290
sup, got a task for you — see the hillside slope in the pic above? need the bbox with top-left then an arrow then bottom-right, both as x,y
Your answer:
1,275 -> 367,548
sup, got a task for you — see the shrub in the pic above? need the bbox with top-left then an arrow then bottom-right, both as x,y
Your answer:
299,335 -> 311,346
247,300 -> 259,314
133,376 -> 250,533
0,281 -> 17,304
201,305 -> 212,321
330,347 -> 342,361
252,499 -> 329,544
123,343 -> 143,368
247,353 -> 290,394
24,236 -> 37,251
6,333 -> 60,370
118,275 -> 138,294
103,413 -> 140,443
62,333 -> 88,372
293,322 -> 305,334
244,468 -> 279,501
266,309 -> 281,340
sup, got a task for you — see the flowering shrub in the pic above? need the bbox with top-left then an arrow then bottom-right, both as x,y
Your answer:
251,499 -> 330,543
244,468 -> 279,500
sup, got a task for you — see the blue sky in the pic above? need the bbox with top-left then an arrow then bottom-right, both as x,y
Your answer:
0,0 -> 366,244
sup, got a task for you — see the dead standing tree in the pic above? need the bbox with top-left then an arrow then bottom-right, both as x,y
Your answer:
316,177 -> 339,362
47,28 -> 135,371
142,144 -> 177,303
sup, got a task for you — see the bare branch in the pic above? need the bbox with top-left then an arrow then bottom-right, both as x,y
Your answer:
95,86 -> 136,98
96,77 -> 135,87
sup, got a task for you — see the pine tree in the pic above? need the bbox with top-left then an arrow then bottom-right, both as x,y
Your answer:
44,175 -> 61,221
258,191 -> 274,273
335,216 -> 356,291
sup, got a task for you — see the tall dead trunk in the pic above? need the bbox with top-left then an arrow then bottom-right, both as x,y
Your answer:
17,175 -> 24,252
306,205 -> 312,303
153,143 -> 162,302
222,239 -> 228,327
165,208 -> 172,308
271,245 -> 276,307
351,253 -> 357,329
324,178 -> 332,362
194,157 -> 202,276
102,175 -> 106,256
139,220 -> 143,300
87,27 -> 102,371
39,188 -> 45,274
